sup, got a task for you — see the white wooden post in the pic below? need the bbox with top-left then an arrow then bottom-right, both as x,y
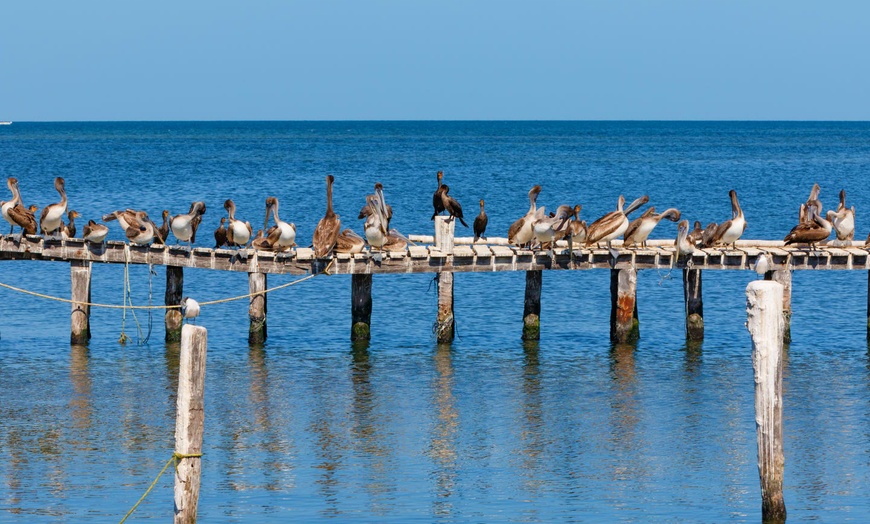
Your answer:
174,324 -> 207,524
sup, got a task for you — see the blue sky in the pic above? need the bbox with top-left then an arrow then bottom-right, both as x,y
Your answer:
1,1 -> 868,121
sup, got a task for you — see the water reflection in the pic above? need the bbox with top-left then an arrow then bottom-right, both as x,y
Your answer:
428,343 -> 458,517
607,342 -> 647,486
248,345 -> 291,492
69,345 -> 93,436
309,359 -> 345,518
519,340 -> 546,497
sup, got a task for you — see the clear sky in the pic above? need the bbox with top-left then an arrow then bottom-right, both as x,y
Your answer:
1,1 -> 868,121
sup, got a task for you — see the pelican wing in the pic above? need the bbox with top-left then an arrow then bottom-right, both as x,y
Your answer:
585,211 -> 622,245
9,203 -> 37,235
312,214 -> 342,257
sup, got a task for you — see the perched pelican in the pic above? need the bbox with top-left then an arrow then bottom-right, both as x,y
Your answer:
431,170 -> 445,219
585,194 -> 650,250
384,228 -> 412,251
335,228 -> 366,254
701,222 -> 719,248
312,175 -> 341,257
533,205 -> 573,249
39,177 -> 68,236
473,199 -> 488,242
799,183 -> 822,223
102,209 -> 140,231
675,219 -> 694,259
157,210 -> 170,245
707,190 -> 746,248
251,229 -> 274,251
2,178 -> 37,235
784,204 -> 831,248
224,199 -> 253,248
180,297 -> 201,323
829,189 -> 855,241
553,205 -> 580,243
624,207 -> 681,247
686,220 -> 705,246
566,206 -> 587,251
363,189 -> 389,251
264,196 -> 297,251
61,210 -> 81,239
213,217 -> 228,248
82,220 -> 109,243
508,185 -> 543,247
103,209 -> 155,245
170,201 -> 206,247
439,185 -> 468,227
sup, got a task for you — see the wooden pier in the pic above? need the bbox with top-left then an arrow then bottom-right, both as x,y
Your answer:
3,215 -> 870,344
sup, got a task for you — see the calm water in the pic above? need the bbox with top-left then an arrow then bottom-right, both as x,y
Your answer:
1,121 -> 869,522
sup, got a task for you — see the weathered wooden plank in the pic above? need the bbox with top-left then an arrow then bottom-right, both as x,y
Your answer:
453,245 -> 475,258
174,325 -> 207,524
472,244 -> 492,257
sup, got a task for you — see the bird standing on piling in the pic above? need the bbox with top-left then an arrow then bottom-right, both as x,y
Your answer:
312,175 -> 341,257
224,199 -> 253,248
676,219 -> 694,258
39,177 -> 68,236
363,184 -> 389,251
799,183 -> 823,223
707,190 -> 746,248
585,194 -> 649,251
473,199 -> 488,242
508,185 -> 543,247
784,203 -> 831,248
263,196 -> 297,251
2,178 -> 37,235
170,201 -> 206,248
335,228 -> 366,254
157,210 -> 170,245
180,297 -> 201,324
431,170 -> 445,219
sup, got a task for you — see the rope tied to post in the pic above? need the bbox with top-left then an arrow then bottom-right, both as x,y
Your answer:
118,452 -> 204,524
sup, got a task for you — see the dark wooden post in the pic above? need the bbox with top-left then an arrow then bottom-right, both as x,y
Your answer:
435,216 -> 455,343
746,280 -> 787,523
165,266 -> 184,342
522,270 -> 542,340
764,270 -> 792,344
683,268 -> 703,341
174,324 -> 207,524
248,272 -> 267,345
610,268 -> 639,344
70,260 -> 92,344
351,274 -> 373,341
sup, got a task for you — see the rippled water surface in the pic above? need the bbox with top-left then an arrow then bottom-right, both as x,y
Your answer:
1,122 -> 869,522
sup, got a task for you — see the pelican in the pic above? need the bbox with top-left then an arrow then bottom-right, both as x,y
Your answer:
170,201 -> 206,247
312,175 -> 341,257
2,178 -> 37,235
39,177 -> 68,236
675,219 -> 694,259
61,210 -> 81,239
102,209 -> 140,231
102,209 -> 155,245
686,220 -> 705,246
251,229 -> 274,251
624,207 -> 681,247
224,199 -> 253,248
701,222 -> 719,248
213,217 -> 228,248
508,185 -> 543,247
585,194 -> 650,251
384,228 -> 412,251
431,170 -> 445,219
157,210 -> 170,245
363,188 -> 389,251
82,220 -> 109,243
533,205 -> 573,249
473,199 -> 488,242
707,190 -> 746,248
799,183 -> 822,223
264,196 -> 297,251
553,205 -> 580,243
784,204 -> 831,248
829,189 -> 855,241
335,228 -> 366,254
566,206 -> 587,251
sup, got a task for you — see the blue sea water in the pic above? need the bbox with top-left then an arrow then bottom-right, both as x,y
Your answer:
0,121 -> 869,522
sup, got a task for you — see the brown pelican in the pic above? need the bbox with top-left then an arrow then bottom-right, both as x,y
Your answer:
312,175 -> 341,257
566,206 -> 587,251
224,199 -> 253,248
799,183 -> 822,223
39,177 -> 68,236
363,187 -> 389,251
264,196 -> 297,250
61,210 -> 81,239
251,229 -> 273,251
170,201 -> 206,247
335,228 -> 366,254
383,229 -> 412,251
675,219 -> 694,259
82,220 -> 109,243
440,185 -> 468,227
533,205 -> 573,249
213,217 -> 228,248
784,204 -> 831,248
585,194 -> 649,250
157,210 -> 170,245
707,190 -> 746,248
473,199 -> 488,242
508,185 -> 543,247
686,220 -> 705,246
701,222 -> 719,247
553,205 -> 580,243
2,178 -> 37,235
431,170 -> 445,219
624,207 -> 681,247
829,189 -> 855,241
126,211 -> 156,245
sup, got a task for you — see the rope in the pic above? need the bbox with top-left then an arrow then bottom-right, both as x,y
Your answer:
118,452 -> 203,524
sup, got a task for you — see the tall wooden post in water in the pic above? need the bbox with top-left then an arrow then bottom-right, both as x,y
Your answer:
764,270 -> 792,344
610,268 -> 639,344
522,270 -> 542,340
746,280 -> 786,523
70,260 -> 92,344
248,272 -> 267,345
174,324 -> 207,524
165,267 -> 184,342
351,274 -> 373,341
683,268 -> 703,341
434,216 -> 455,343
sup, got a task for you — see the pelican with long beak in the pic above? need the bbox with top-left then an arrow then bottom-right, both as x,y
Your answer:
363,186 -> 389,253
784,204 -> 831,248
312,175 -> 341,257
707,190 -> 746,248
39,177 -> 68,236
585,194 -> 650,253
829,189 -> 855,241
533,204 -> 573,249
224,199 -> 253,248
675,219 -> 694,259
170,201 -> 206,248
2,178 -> 37,235
686,220 -> 705,246
799,183 -> 823,223
624,207 -> 681,247
508,185 -> 543,247
264,196 -> 296,251
82,220 -> 109,243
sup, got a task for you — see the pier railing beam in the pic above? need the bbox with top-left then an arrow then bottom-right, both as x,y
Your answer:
683,268 -> 703,341
522,270 -> 542,340
351,274 -> 373,341
434,216 -> 455,343
165,266 -> 184,342
248,272 -> 267,345
174,324 -> 207,524
746,280 -> 787,523
764,270 -> 792,344
70,260 -> 92,345
610,268 -> 639,344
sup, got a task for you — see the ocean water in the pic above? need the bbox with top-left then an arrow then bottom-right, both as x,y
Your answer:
0,121 -> 869,522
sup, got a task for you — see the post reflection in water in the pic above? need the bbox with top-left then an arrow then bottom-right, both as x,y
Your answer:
607,342 -> 647,484
519,340 -> 546,498
428,343 -> 459,517
309,356 -> 345,518
69,344 -> 93,435
248,345 -> 292,492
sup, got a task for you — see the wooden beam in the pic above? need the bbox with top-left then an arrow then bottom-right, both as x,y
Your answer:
70,260 -> 92,345
174,324 -> 207,524
351,274 -> 372,341
248,272 -> 267,345
683,268 -> 703,341
165,266 -> 184,342
522,270 -> 542,340
610,268 -> 639,344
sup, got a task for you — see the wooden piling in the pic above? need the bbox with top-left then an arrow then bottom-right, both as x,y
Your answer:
764,270 -> 792,344
522,270 -> 542,340
434,215 -> 455,343
165,266 -> 184,342
248,272 -> 267,345
683,268 -> 703,341
174,324 -> 207,524
745,280 -> 786,523
610,268 -> 639,344
70,260 -> 92,344
351,274 -> 373,341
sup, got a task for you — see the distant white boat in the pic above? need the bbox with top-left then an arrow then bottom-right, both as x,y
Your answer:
0,121 -> 11,125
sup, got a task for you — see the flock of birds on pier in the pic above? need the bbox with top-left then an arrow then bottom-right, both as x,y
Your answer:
0,175 -> 859,259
